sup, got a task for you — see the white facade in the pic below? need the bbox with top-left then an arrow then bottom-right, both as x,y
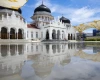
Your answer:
0,7 -> 77,41
0,11 -> 27,39
27,19 -> 77,41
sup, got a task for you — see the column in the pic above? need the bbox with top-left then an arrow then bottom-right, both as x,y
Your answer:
49,29 -> 52,40
8,28 -> 10,39
66,33 -> 68,40
16,29 -> 18,39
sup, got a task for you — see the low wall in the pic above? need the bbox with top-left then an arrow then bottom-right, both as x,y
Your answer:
0,39 -> 41,43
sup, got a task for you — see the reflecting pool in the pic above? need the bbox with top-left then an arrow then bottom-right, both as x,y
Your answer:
0,42 -> 100,80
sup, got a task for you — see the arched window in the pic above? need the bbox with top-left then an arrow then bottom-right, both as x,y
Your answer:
46,30 -> 49,40
52,29 -> 56,39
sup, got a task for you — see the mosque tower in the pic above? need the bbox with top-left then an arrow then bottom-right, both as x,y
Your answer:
31,0 -> 54,29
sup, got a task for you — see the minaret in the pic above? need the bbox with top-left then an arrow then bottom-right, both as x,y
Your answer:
42,0 -> 43,4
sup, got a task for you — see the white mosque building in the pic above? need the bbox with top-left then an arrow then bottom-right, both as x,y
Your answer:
0,2 -> 77,41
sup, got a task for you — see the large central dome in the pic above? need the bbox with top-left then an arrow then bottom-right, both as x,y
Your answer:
34,4 -> 51,13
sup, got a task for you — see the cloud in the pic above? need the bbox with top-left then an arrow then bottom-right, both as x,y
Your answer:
22,0 -> 100,26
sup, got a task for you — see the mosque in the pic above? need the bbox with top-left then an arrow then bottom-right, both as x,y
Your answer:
0,0 -> 77,41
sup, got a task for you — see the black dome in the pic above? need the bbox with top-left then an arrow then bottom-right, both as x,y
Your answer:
34,4 -> 51,13
0,6 -> 22,14
60,16 -> 70,24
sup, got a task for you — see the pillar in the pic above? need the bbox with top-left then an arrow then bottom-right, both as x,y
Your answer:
8,28 -> 10,39
49,29 -> 52,40
16,29 -> 18,39
60,31 -> 62,40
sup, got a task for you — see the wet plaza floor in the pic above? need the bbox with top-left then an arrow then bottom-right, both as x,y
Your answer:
0,42 -> 100,80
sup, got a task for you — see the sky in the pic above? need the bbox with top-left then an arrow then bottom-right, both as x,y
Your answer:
21,0 -> 100,33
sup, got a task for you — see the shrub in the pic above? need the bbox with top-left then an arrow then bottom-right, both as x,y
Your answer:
85,38 -> 96,41
97,38 -> 100,41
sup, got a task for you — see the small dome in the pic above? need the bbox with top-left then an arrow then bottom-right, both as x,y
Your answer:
60,16 -> 70,24
34,4 -> 51,13
0,6 -> 22,14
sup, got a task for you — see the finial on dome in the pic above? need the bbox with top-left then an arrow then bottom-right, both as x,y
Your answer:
42,0 -> 43,4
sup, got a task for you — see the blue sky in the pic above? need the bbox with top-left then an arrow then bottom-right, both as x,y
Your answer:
21,0 -> 100,33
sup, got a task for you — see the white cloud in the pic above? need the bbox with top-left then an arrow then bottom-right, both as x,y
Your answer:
23,0 -> 100,26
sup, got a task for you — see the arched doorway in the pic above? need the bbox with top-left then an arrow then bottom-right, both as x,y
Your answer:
52,29 -> 56,39
46,30 -> 49,40
18,29 -> 23,39
1,27 -> 8,39
10,28 -> 16,39
57,30 -> 60,40
68,34 -> 70,40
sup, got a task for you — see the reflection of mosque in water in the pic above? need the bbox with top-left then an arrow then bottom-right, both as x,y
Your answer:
0,43 -> 100,79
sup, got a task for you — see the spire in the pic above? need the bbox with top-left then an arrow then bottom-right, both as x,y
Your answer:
42,0 -> 43,4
